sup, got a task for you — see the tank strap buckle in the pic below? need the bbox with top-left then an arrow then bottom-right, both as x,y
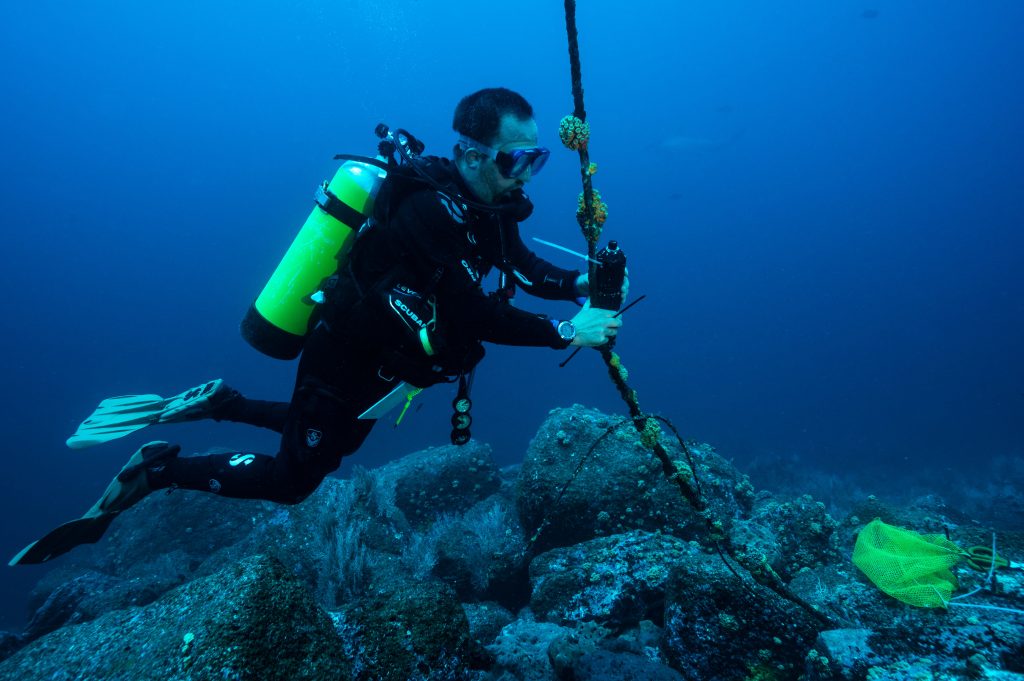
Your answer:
314,182 -> 365,228
313,182 -> 331,209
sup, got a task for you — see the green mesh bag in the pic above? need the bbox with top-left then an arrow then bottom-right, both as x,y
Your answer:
853,518 -> 964,608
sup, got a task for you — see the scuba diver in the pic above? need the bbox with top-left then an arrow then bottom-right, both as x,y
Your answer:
10,87 -> 625,565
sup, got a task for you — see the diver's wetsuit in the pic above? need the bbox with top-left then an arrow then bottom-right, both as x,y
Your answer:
147,158 -> 580,504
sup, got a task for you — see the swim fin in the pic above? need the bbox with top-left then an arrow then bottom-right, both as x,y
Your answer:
9,441 -> 180,565
66,379 -> 232,449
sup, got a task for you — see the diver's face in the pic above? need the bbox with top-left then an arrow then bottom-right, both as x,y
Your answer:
478,114 -> 539,202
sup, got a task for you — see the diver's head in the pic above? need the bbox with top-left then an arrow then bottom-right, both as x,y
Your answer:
453,88 -> 550,204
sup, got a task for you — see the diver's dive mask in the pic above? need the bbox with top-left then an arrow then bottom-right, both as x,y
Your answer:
457,135 -> 550,179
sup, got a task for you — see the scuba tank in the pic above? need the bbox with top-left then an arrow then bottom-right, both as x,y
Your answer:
241,125 -> 436,359
240,160 -> 387,359
240,155 -> 389,359
242,123 -> 502,361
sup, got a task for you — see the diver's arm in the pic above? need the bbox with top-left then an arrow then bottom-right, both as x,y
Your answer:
435,265 -> 567,348
391,192 -> 619,348
503,223 -> 582,301
389,191 -> 567,348
435,266 -> 620,348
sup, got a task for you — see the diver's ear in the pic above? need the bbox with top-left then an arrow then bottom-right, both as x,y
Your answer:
462,146 -> 486,170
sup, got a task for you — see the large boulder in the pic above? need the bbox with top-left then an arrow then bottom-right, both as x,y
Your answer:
426,496 -> 531,606
485,618 -> 577,681
661,552 -> 821,680
730,493 -> 840,582
803,622 -> 1024,680
23,460 -> 418,632
529,530 -> 700,631
517,406 -> 754,553
0,632 -> 24,664
333,568 -> 490,681
0,555 -> 351,680
22,570 -> 121,640
35,476 -> 390,618
376,440 -> 503,528
572,649 -> 686,681
21,485 -> 268,641
462,601 -> 516,646
206,472 -> 407,608
23,449 -> 335,631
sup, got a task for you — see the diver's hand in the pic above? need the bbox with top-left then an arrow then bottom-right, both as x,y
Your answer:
569,302 -> 622,347
574,270 -> 630,301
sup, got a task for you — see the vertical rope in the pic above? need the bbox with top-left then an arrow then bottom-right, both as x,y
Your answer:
563,0 -> 586,121
564,0 -> 599,285
558,0 -> 833,630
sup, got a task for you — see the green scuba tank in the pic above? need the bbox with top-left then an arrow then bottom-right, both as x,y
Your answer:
241,159 -> 388,359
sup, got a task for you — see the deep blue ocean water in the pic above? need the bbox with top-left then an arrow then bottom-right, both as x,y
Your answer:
1,1 -> 1021,631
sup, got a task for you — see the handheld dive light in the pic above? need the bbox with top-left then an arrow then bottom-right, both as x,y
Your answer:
591,241 -> 627,311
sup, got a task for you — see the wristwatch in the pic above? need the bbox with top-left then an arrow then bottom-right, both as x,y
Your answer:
556,320 -> 577,344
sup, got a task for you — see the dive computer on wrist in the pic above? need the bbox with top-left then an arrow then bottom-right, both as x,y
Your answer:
556,320 -> 577,344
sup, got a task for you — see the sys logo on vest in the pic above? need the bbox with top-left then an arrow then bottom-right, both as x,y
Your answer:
229,453 -> 256,467
437,192 -> 466,224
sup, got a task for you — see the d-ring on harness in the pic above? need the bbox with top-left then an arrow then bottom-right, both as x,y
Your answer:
450,371 -> 474,445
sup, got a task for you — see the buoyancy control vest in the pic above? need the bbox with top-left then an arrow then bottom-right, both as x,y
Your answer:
323,155 -> 506,387
240,126 -> 520,384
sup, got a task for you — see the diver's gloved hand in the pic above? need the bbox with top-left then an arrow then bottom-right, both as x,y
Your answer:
570,302 -> 622,347
574,270 -> 630,301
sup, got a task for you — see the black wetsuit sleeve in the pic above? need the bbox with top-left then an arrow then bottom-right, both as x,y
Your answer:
503,222 -> 582,301
388,190 -> 570,349
436,270 -> 569,348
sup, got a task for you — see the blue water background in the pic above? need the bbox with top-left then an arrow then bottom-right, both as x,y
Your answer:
1,1 -> 1021,631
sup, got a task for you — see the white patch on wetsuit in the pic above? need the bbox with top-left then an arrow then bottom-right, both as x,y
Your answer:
460,259 -> 480,283
229,453 -> 256,467
209,479 -> 222,493
437,192 -> 466,224
306,428 -> 323,448
512,269 -> 533,286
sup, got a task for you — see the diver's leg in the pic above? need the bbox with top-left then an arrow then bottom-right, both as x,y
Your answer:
65,379 -> 277,449
211,393 -> 290,434
146,328 -> 394,504
146,383 -> 379,503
